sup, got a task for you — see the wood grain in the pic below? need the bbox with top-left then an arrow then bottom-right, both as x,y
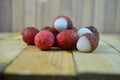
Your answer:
0,0 -> 12,32
0,33 -> 120,80
104,0 -> 117,33
101,34 -> 120,53
12,0 -> 24,32
115,0 -> 120,34
0,33 -> 11,39
5,46 -> 75,76
73,39 -> 120,77
24,0 -> 36,28
93,0 -> 105,33
82,0 -> 95,26
72,0 -> 84,28
0,0 -> 120,34
0,33 -> 27,73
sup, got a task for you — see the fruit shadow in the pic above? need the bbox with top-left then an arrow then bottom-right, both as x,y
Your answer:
44,47 -> 73,54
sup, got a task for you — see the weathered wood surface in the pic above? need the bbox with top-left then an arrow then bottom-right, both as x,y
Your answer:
0,33 -> 27,73
0,33 -> 120,80
5,46 -> 75,76
0,0 -> 120,34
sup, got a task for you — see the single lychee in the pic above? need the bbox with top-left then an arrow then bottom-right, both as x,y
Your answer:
21,27 -> 39,45
34,30 -> 55,50
77,33 -> 98,52
56,30 -> 79,49
53,15 -> 73,32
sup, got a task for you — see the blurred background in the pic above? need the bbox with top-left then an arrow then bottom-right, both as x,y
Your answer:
0,0 -> 120,34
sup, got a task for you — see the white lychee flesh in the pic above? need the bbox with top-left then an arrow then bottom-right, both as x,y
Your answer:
77,27 -> 93,36
54,18 -> 67,32
77,36 -> 91,52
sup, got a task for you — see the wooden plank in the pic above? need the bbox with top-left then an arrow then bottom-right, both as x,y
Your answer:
0,33 -> 11,39
24,0 -> 36,28
101,34 -> 120,53
59,0 -> 72,17
41,0 -> 49,27
12,0 -> 24,32
93,0 -> 105,33
36,0 -> 48,29
115,0 -> 120,34
0,0 -> 12,32
4,46 -> 75,76
72,0 -> 84,29
0,33 -> 27,73
73,39 -> 120,79
36,0 -> 43,29
82,0 -> 95,26
47,0 -> 60,26
104,0 -> 117,33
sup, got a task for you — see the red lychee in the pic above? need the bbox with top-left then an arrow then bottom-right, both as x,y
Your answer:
52,15 -> 73,32
56,30 -> 79,49
34,30 -> 55,50
21,27 -> 39,45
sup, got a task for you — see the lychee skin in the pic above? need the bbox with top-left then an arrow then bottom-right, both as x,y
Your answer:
56,30 -> 79,49
53,15 -> 73,32
34,30 -> 55,50
41,26 -> 53,32
86,26 -> 99,41
72,26 -> 78,32
22,27 -> 39,45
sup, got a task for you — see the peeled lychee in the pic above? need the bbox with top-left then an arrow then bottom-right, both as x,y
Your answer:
56,30 -> 79,49
53,15 -> 73,32
21,27 -> 39,45
77,27 -> 93,37
77,26 -> 99,40
34,30 -> 55,50
77,33 -> 98,52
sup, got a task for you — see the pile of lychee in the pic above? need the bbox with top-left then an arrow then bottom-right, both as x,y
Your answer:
22,15 -> 99,52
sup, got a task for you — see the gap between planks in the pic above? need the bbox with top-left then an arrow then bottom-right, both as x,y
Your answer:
4,46 -> 76,76
73,36 -> 120,76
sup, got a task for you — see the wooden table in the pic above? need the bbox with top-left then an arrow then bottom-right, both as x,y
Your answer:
0,33 -> 120,80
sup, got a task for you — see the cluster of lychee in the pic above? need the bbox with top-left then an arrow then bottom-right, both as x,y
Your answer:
22,15 -> 99,52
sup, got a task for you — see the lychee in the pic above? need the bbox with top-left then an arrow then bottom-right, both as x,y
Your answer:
77,33 -> 98,52
21,27 -> 39,45
56,30 -> 79,49
53,15 -> 73,32
34,30 -> 55,50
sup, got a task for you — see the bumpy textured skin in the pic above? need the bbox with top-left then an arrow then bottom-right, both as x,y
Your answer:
21,27 -> 39,45
34,30 -> 55,50
72,26 -> 78,32
56,30 -> 79,49
86,26 -> 99,41
52,15 -> 73,32
41,26 -> 53,32
83,33 -> 98,52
